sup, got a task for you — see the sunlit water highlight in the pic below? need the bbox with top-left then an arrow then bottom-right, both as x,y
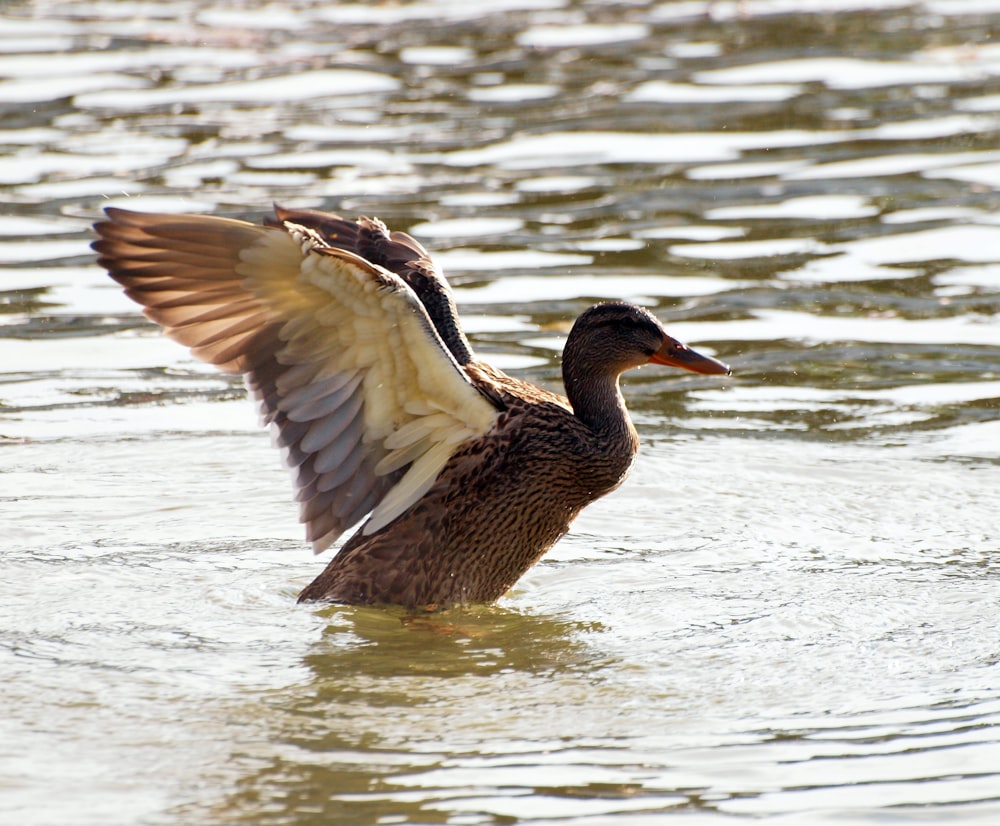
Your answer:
2,1 -> 999,824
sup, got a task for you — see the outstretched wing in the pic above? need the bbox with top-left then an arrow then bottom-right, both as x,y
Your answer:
92,208 -> 499,552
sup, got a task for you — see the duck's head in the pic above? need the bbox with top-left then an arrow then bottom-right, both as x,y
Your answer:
565,302 -> 731,378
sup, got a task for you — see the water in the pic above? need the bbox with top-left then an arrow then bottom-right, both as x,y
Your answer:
2,0 -> 999,823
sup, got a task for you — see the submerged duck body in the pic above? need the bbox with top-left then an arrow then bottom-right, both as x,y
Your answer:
93,206 -> 729,609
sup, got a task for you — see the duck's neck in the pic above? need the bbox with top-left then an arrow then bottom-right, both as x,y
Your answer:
562,356 -> 639,454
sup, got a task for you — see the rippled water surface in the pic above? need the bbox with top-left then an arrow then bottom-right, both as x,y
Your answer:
2,1 -> 1000,824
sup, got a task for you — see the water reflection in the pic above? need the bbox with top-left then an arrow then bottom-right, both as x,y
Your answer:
191,602 -> 1000,824
203,605 -> 614,825
306,603 -> 603,681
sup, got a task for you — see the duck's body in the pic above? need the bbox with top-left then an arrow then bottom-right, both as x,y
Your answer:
298,377 -> 635,606
93,206 -> 729,609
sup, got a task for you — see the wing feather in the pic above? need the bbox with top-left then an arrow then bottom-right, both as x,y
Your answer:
284,374 -> 364,425
366,440 -> 459,535
301,390 -> 364,458
92,207 -> 499,553
316,441 -> 367,491
313,416 -> 364,476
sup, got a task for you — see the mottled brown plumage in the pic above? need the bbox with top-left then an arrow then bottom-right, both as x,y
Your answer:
92,205 -> 729,609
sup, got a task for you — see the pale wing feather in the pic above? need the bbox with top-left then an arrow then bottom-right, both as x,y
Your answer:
94,209 -> 498,553
367,439 -> 460,535
237,229 -> 499,538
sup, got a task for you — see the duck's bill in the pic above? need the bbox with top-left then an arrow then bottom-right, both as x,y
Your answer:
650,336 -> 731,375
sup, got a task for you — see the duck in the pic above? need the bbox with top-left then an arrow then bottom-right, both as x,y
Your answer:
92,205 -> 730,609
